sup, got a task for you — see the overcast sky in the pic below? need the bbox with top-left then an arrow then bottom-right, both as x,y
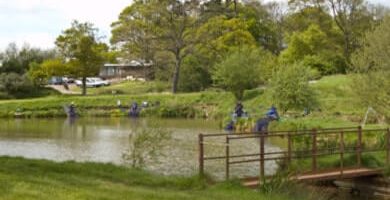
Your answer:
0,0 -> 388,51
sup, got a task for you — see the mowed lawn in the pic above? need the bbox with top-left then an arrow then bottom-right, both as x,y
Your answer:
0,157 -> 313,200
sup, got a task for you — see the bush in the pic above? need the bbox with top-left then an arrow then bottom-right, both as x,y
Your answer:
212,46 -> 273,100
0,73 -> 39,99
269,63 -> 318,113
178,55 -> 212,92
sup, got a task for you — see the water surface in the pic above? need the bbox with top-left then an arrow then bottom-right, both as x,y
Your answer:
0,118 -> 279,178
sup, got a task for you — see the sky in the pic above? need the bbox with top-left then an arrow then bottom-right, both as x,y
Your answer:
0,0 -> 389,51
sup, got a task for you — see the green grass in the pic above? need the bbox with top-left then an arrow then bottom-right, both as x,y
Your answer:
0,74 -> 385,130
0,156 -> 319,200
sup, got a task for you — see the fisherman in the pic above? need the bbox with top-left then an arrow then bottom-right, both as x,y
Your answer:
67,102 -> 77,118
63,80 -> 69,90
129,102 -> 139,117
254,105 -> 280,133
266,105 -> 279,120
234,101 -> 244,118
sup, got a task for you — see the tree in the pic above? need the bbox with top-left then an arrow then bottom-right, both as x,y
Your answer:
111,0 -> 197,93
270,62 -> 317,113
327,0 -> 376,63
352,16 -> 390,120
0,43 -> 56,74
28,59 -> 67,86
281,24 -> 346,75
193,16 -> 257,71
288,0 -> 380,63
212,46 -> 273,100
56,20 -> 107,95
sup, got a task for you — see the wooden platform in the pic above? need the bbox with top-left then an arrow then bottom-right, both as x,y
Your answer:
242,168 -> 383,188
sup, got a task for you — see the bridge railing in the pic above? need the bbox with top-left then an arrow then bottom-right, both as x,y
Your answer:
199,126 -> 390,180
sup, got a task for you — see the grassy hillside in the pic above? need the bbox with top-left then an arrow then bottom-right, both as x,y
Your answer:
0,75 -> 383,129
0,157 -> 322,200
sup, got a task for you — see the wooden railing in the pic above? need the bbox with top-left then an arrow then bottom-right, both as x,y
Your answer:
199,127 -> 390,180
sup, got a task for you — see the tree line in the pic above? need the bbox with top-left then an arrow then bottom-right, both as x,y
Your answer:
0,0 -> 389,118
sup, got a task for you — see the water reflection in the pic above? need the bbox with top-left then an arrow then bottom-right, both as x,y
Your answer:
0,118 -> 280,178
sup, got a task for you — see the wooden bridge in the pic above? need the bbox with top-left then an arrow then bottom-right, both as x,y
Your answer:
198,127 -> 390,187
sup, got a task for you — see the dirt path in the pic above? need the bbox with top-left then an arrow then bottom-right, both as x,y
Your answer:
47,84 -> 80,95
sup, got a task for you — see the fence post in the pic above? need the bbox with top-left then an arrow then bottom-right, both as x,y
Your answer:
357,126 -> 362,167
340,131 -> 344,176
287,132 -> 292,165
387,128 -> 390,166
226,135 -> 230,180
312,129 -> 317,172
199,134 -> 204,176
260,133 -> 265,180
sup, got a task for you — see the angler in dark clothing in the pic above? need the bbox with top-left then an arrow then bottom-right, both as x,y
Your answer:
129,102 -> 139,117
254,117 -> 272,133
266,105 -> 279,120
235,102 -> 244,118
225,120 -> 235,131
254,106 -> 280,133
64,102 -> 77,118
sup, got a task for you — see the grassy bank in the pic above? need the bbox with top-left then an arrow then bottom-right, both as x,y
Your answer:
0,156 -> 321,200
0,75 -> 382,129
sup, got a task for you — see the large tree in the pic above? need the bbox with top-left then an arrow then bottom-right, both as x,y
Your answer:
111,0 -> 197,93
288,0 -> 380,63
55,20 -> 107,95
352,16 -> 390,121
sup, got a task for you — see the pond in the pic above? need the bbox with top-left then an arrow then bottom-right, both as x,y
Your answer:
0,118 -> 280,179
0,118 -> 383,199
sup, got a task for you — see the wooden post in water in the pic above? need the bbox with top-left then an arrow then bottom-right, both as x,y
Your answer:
226,136 -> 230,180
199,134 -> 204,176
260,133 -> 265,180
340,131 -> 344,176
357,126 -> 362,167
312,129 -> 317,172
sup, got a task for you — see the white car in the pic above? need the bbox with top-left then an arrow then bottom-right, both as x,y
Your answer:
75,77 -> 110,87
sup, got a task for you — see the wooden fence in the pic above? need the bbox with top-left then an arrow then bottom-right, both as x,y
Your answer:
199,127 -> 390,180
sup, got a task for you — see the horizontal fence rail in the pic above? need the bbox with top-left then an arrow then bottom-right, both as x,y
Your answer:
199,126 -> 390,181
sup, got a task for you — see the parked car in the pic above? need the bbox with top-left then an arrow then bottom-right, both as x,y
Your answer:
75,77 -> 110,87
48,76 -> 64,85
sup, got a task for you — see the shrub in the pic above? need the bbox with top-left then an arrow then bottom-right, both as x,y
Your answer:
269,63 -> 318,113
212,46 -> 273,100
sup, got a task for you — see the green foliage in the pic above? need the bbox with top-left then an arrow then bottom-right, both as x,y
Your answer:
0,43 -> 56,74
270,63 -> 318,112
212,46 -> 272,100
28,59 -> 67,86
55,20 -> 107,95
178,55 -> 212,92
122,124 -> 171,168
194,16 -> 257,64
0,73 -> 37,99
352,16 -> 390,121
111,0 -> 197,93
281,24 -> 347,75
27,62 -> 47,86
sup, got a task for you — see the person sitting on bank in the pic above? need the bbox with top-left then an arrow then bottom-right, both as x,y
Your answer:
129,102 -> 139,117
235,101 -> 244,118
266,105 -> 279,120
67,102 -> 77,118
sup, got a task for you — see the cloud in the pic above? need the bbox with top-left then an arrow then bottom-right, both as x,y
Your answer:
0,0 -> 388,51
0,0 -> 132,50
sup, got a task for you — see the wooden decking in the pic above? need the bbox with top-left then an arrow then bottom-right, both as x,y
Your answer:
242,168 -> 383,188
